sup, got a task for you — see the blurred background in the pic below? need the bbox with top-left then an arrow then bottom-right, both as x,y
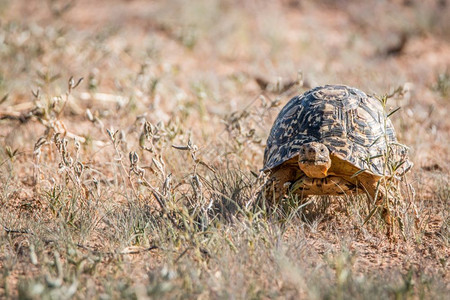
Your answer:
2,0 -> 449,88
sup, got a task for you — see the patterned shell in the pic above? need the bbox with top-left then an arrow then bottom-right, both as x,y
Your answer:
262,85 -> 397,176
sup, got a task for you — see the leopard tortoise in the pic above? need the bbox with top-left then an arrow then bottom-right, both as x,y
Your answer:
262,84 -> 411,206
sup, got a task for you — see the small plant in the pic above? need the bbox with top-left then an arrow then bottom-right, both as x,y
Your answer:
369,89 -> 418,238
433,70 -> 450,98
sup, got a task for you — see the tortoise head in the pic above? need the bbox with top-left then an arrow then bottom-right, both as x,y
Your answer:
298,142 -> 331,178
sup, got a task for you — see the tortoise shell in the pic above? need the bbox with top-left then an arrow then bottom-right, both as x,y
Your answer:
262,85 -> 398,176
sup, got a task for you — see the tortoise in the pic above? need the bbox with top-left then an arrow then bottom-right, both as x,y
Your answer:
262,84 -> 411,208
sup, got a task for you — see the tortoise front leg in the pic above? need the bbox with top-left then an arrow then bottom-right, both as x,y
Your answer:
352,175 -> 394,235
263,167 -> 299,207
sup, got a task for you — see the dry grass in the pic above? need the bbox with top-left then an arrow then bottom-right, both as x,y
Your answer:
0,0 -> 449,299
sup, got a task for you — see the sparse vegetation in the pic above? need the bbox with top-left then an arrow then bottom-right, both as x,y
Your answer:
0,0 -> 449,299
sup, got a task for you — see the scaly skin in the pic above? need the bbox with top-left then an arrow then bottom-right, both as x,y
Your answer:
298,142 -> 332,178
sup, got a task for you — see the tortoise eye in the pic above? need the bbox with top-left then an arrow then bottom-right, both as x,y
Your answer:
321,148 -> 325,153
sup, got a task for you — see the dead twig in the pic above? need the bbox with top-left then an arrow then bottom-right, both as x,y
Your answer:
2,225 -> 34,235
0,107 -> 43,123
76,243 -> 159,256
